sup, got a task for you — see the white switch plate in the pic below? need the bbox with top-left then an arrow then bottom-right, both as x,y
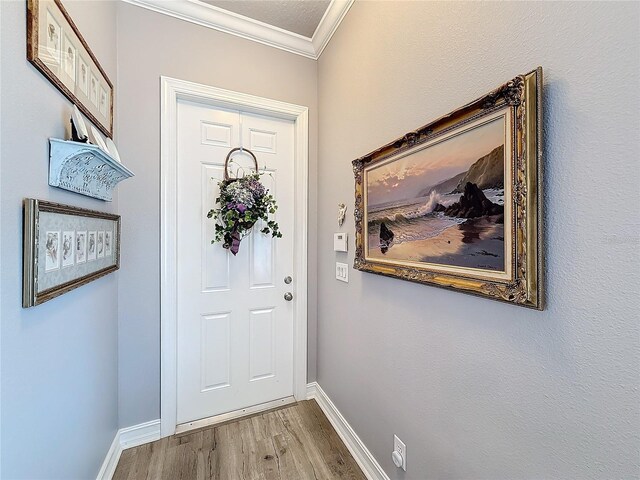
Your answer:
394,434 -> 407,471
335,262 -> 349,282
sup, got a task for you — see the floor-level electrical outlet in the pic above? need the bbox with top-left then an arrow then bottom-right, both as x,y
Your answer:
393,434 -> 407,471
335,262 -> 349,282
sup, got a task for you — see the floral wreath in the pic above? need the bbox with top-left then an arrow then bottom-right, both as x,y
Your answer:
207,148 -> 282,255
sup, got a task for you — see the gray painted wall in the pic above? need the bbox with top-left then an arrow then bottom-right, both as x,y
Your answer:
317,2 -> 639,479
116,3 -> 318,428
0,1 -> 119,479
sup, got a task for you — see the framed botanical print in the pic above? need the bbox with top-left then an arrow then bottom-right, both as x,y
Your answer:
27,0 -> 114,138
353,68 -> 543,309
23,199 -> 120,307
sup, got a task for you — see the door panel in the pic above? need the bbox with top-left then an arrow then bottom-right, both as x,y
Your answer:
248,128 -> 277,153
201,164 -> 230,292
201,121 -> 233,147
200,312 -> 231,391
249,307 -> 276,381
249,220 -> 275,288
249,171 -> 276,289
176,100 -> 295,425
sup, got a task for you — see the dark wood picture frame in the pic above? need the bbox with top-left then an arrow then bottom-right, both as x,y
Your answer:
27,0 -> 114,138
23,199 -> 121,307
353,68 -> 543,309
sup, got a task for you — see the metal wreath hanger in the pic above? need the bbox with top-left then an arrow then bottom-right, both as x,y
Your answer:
224,112 -> 259,181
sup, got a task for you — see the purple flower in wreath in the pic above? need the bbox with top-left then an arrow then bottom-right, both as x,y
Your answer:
236,203 -> 247,214
247,179 -> 266,199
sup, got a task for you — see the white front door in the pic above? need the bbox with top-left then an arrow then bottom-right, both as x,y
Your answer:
176,99 -> 295,425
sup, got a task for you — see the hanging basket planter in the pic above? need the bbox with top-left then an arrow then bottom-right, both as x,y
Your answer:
207,147 -> 282,255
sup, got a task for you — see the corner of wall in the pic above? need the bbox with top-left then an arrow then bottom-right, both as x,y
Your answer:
0,0 -> 4,477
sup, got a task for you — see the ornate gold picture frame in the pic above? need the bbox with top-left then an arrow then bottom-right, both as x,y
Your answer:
23,199 -> 121,307
27,0 -> 114,138
353,68 -> 543,309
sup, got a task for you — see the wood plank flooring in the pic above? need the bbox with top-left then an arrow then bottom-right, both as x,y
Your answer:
113,400 -> 366,480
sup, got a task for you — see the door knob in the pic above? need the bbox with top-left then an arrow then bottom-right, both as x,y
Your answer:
284,292 -> 293,301
284,276 -> 292,284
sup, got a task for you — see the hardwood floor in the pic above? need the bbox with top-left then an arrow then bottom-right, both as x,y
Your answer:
113,400 -> 366,480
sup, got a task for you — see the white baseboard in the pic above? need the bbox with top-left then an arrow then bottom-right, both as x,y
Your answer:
307,382 -> 389,480
120,419 -> 162,449
96,419 -> 161,480
95,431 -> 122,480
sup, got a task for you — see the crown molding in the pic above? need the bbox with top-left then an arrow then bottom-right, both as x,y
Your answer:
121,0 -> 354,60
311,0 -> 353,57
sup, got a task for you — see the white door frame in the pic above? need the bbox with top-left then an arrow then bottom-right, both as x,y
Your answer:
160,76 -> 309,437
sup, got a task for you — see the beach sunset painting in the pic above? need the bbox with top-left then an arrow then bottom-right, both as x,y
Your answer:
365,115 -> 510,274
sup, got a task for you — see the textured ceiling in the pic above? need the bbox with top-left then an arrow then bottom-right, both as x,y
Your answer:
201,0 -> 331,38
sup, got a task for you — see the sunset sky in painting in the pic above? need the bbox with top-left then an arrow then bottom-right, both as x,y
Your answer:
366,117 -> 505,207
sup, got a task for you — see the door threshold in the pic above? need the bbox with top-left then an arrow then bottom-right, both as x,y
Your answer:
175,396 -> 296,435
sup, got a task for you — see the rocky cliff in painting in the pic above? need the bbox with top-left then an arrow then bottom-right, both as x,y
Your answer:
452,145 -> 504,192
444,182 -> 504,218
418,145 -> 504,198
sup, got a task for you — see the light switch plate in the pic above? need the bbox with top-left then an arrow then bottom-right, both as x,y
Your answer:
336,262 -> 349,282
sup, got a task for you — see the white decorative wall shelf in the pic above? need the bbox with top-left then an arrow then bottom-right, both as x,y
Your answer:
49,138 -> 134,201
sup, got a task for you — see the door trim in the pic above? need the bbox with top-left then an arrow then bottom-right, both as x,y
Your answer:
160,76 -> 309,437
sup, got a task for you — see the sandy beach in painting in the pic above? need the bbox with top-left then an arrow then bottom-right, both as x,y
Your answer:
365,116 -> 507,272
367,214 -> 504,270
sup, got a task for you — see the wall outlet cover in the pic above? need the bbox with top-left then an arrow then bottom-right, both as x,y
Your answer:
394,434 -> 407,471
